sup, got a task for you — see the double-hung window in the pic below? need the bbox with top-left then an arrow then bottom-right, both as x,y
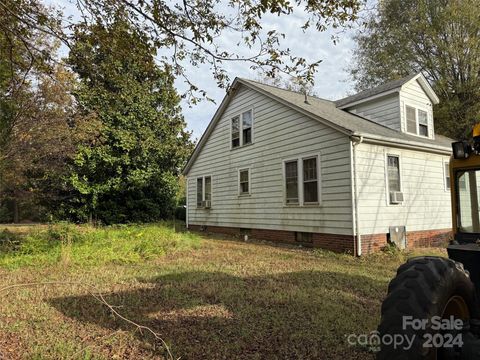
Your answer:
406,105 -> 429,137
387,155 -> 402,204
444,161 -> 451,190
242,110 -> 252,145
284,155 -> 320,205
231,116 -> 240,148
231,110 -> 253,148
418,110 -> 428,136
303,157 -> 319,203
285,161 -> 299,204
196,176 -> 212,208
239,169 -> 250,195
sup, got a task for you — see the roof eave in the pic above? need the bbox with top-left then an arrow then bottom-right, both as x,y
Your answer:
354,132 -> 451,155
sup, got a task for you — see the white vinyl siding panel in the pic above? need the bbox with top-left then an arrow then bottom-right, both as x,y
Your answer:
400,79 -> 435,139
355,142 -> 451,234
187,85 -> 353,235
345,94 -> 401,131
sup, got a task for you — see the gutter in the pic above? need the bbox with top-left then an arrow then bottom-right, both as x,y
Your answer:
354,132 -> 452,155
351,135 -> 363,256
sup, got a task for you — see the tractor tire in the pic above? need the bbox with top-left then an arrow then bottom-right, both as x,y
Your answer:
377,256 -> 477,360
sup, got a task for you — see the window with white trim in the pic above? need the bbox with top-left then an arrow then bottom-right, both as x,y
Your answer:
242,110 -> 252,145
239,169 -> 250,195
231,116 -> 240,148
205,176 -> 212,201
406,106 -> 416,134
303,157 -> 319,203
406,105 -> 429,137
196,176 -> 212,208
444,162 -> 451,190
418,110 -> 428,136
387,155 -> 401,204
284,155 -> 320,205
196,178 -> 203,207
285,160 -> 299,204
231,110 -> 253,148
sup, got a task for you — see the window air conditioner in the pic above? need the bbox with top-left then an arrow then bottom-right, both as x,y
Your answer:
390,191 -> 404,204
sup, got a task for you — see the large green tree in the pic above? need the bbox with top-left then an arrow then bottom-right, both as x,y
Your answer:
350,0 -> 480,139
66,16 -> 193,223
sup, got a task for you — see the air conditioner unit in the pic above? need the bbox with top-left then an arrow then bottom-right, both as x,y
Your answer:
390,191 -> 404,204
203,200 -> 211,209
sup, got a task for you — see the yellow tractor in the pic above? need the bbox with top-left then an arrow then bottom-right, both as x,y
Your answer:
378,125 -> 480,359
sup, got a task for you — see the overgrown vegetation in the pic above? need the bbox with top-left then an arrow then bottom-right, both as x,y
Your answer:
0,223 -> 200,269
0,225 -> 446,359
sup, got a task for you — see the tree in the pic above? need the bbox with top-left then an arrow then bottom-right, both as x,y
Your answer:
1,0 -> 364,101
349,0 -> 480,139
0,63 -> 99,222
0,0 -> 63,222
66,16 -> 193,223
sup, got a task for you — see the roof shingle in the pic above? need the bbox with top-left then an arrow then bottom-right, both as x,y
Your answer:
239,78 -> 452,150
334,74 -> 418,108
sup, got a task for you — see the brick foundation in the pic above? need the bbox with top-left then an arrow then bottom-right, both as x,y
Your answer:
361,233 -> 387,254
361,228 -> 452,254
406,228 -> 452,249
188,224 -> 355,253
189,224 -> 452,256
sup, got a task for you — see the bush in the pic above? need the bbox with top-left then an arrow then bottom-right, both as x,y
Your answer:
0,229 -> 22,252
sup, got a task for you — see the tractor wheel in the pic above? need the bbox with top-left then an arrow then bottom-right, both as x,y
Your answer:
377,256 -> 477,360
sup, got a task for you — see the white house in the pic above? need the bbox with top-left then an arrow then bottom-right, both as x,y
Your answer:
182,73 -> 453,255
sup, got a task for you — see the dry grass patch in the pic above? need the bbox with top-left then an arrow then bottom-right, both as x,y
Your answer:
0,227 -> 448,359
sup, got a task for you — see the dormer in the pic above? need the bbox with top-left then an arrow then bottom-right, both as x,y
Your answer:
335,73 -> 440,139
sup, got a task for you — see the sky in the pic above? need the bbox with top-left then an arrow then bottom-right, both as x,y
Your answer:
45,0 -> 360,141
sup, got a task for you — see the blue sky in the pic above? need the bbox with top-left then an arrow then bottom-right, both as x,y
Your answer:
45,0 -> 360,140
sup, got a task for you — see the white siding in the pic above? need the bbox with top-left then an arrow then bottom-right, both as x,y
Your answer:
346,94 -> 401,131
355,142 -> 451,235
400,79 -> 435,138
186,85 -> 353,235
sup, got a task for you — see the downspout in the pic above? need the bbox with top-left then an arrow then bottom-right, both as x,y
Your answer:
351,135 -> 363,256
185,176 -> 189,229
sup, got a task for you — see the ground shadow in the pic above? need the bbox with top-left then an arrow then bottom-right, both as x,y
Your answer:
49,270 -> 384,359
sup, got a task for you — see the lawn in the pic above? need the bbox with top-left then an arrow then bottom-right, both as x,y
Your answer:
0,224 -> 446,359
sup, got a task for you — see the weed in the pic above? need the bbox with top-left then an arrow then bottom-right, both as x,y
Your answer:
0,223 -> 201,269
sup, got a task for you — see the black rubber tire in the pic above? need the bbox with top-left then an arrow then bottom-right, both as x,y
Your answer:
377,256 -> 477,360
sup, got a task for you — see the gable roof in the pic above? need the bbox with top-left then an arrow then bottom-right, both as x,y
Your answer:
335,73 -> 440,108
182,77 -> 452,175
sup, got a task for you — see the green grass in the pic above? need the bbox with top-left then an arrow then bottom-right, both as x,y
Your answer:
0,226 -> 447,359
0,223 -> 200,269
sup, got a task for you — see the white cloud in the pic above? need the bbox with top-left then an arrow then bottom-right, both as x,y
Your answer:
43,0 -> 359,140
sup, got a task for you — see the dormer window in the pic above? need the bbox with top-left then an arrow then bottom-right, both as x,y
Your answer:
418,109 -> 428,136
406,105 -> 429,137
231,110 -> 253,148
